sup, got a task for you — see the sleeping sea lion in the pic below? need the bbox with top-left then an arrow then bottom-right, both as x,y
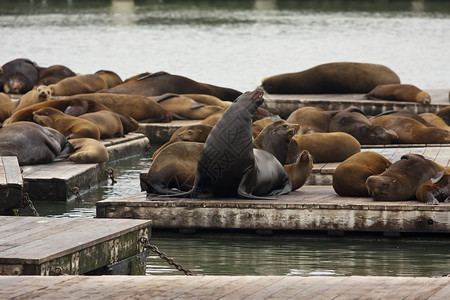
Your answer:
366,84 -> 431,104
0,58 -> 40,94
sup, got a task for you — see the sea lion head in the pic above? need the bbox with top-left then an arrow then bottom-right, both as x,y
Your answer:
36,85 -> 52,101
236,87 -> 264,114
416,91 -> 431,105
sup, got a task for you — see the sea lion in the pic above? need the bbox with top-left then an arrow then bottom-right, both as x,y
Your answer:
0,121 -> 71,165
366,84 -> 431,104
291,132 -> 361,163
144,142 -> 203,194
0,92 -> 11,104
261,62 -> 400,94
333,151 -> 392,197
68,138 -> 109,164
95,70 -> 123,89
0,58 -> 40,94
123,72 -> 152,83
252,115 -> 283,138
152,124 -> 213,160
329,107 -> 399,145
181,94 -> 232,108
78,110 -> 124,138
37,64 -> 76,86
436,106 -> 450,126
14,85 -> 52,112
63,93 -> 172,123
0,102 -> 18,123
100,71 -> 242,101
416,171 -> 450,205
48,74 -> 108,96
32,107 -> 101,140
366,153 -> 444,201
370,115 -> 450,144
118,114 -> 140,134
166,88 -> 292,199
372,110 -> 434,127
200,109 -> 226,127
284,150 -> 314,191
152,93 -> 223,120
286,106 -> 334,134
419,113 -> 450,131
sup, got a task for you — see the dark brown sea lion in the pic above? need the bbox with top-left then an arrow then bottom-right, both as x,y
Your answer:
419,113 -> 450,131
32,107 -> 101,140
0,121 -> 71,165
261,62 -> 400,94
370,115 -> 450,144
100,71 -> 242,101
366,84 -> 431,104
165,88 -> 292,199
14,85 -> 52,112
329,107 -> 399,145
286,106 -> 334,134
0,58 -> 40,94
68,138 -> 109,164
291,132 -> 361,163
152,93 -> 223,120
48,74 -> 108,96
366,154 -> 444,201
63,93 -> 172,123
436,106 -> 450,126
122,72 -> 152,83
333,151 -> 392,197
152,124 -> 213,160
416,171 -> 450,205
37,64 -> 76,86
95,70 -> 123,89
78,110 -> 124,138
0,92 -> 11,104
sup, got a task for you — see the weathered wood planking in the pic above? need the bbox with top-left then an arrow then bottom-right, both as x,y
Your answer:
0,156 -> 23,211
0,216 -> 152,275
96,185 -> 450,234
0,275 -> 449,299
20,132 -> 149,201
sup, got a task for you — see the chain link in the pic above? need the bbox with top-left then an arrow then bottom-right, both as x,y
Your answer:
22,193 -> 39,216
106,167 -> 117,185
139,237 -> 193,276
69,186 -> 82,200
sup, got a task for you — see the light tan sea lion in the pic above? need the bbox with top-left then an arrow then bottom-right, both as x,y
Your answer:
252,115 -> 283,138
181,94 -> 232,108
48,74 -> 108,96
333,151 -> 392,197
78,110 -> 124,138
32,107 -> 101,140
14,85 -> 52,112
366,84 -> 431,104
286,106 -> 334,134
419,113 -> 450,131
68,138 -> 109,164
0,92 -> 11,104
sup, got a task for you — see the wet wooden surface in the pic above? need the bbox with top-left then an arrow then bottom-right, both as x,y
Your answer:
0,216 -> 151,275
0,275 -> 449,299
0,156 -> 23,210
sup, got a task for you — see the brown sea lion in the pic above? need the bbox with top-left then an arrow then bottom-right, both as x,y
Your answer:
68,138 -> 109,164
95,70 -> 123,89
0,58 -> 40,94
63,93 -> 172,123
118,114 -> 140,134
0,121 -> 71,165
0,92 -> 11,104
123,72 -> 152,83
200,109 -> 225,127
181,94 -> 232,108
32,107 -> 101,140
372,110 -> 434,127
416,171 -> 450,205
14,85 -> 52,112
333,151 -> 392,197
419,113 -> 450,131
78,110 -> 124,138
366,84 -> 431,104
100,71 -> 242,101
252,115 -> 283,138
152,124 -> 213,160
165,88 -> 292,199
291,132 -> 361,163
37,64 -> 76,86
366,153 -> 444,201
48,74 -> 108,96
0,102 -> 18,123
329,107 -> 399,145
152,93 -> 223,120
284,150 -> 314,191
436,106 -> 450,126
261,62 -> 400,94
286,106 -> 334,134
370,115 -> 450,144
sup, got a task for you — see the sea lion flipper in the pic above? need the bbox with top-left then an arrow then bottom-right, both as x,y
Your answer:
190,101 -> 205,109
431,171 -> 445,184
237,169 -> 276,200
153,93 -> 179,103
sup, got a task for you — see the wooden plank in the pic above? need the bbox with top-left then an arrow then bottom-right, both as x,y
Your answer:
2,156 -> 22,185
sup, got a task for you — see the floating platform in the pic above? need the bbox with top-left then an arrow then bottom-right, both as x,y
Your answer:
0,216 -> 152,275
21,132 -> 149,202
96,185 -> 450,235
0,156 -> 22,212
1,275 -> 449,299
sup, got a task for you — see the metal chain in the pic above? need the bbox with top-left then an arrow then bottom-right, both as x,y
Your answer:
106,167 -> 118,185
139,237 -> 193,276
22,193 -> 39,216
69,186 -> 82,200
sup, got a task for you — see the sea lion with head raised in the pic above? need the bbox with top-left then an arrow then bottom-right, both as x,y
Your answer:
366,153 -> 444,201
416,170 -> 450,205
366,84 -> 431,104
14,85 -> 52,112
261,62 -> 400,94
165,88 -> 292,199
333,151 -> 392,197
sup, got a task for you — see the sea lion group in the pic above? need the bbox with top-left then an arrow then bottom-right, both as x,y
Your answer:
1,58 -> 449,203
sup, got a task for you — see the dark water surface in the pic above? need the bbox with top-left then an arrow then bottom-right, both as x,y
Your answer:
7,0 -> 450,277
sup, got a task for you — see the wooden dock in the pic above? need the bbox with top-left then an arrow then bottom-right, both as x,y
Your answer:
0,156 -> 22,212
20,132 -> 149,202
0,216 -> 152,275
1,275 -> 449,299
